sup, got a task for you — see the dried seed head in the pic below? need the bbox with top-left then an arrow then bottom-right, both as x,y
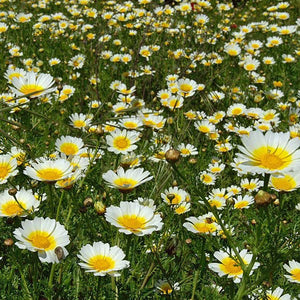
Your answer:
55,246 -> 65,261
8,188 -> 18,196
165,149 -> 181,163
254,190 -> 273,206
4,238 -> 14,246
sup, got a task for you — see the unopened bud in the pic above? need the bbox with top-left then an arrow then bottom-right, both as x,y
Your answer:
188,158 -> 197,164
83,197 -> 93,207
94,201 -> 106,215
254,190 -> 273,206
8,188 -> 17,196
4,238 -> 14,246
165,149 -> 181,163
55,246 -> 65,261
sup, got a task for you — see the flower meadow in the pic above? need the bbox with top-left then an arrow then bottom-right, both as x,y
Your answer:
0,0 -> 299,299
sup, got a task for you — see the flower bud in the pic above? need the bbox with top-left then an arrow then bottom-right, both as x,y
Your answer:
254,190 -> 273,206
165,149 -> 180,163
94,201 -> 106,215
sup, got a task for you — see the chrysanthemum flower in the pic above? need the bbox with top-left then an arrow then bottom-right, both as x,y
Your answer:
69,113 -> 92,131
208,249 -> 260,283
178,143 -> 198,157
102,167 -> 153,192
4,67 -> 26,82
240,178 -> 263,191
106,129 -> 140,155
0,155 -> 18,184
0,188 -> 41,217
176,78 -> 198,97
269,171 -> 300,192
9,147 -> 26,165
283,260 -> 300,284
161,186 -> 190,205
10,71 -> 56,98
13,217 -> 70,263
233,195 -> 254,209
24,158 -> 73,182
105,201 -> 163,235
77,241 -> 129,277
55,136 -> 84,157
236,131 -> 300,174
155,280 -> 180,295
263,287 -> 291,300
183,213 -> 220,235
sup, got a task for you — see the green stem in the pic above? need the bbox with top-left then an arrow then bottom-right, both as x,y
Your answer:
55,190 -> 65,221
111,277 -> 118,300
140,261 -> 156,290
191,270 -> 199,300
263,173 -> 270,190
48,263 -> 56,289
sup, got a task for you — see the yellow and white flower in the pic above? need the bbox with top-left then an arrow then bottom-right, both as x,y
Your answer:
269,171 -> 300,192
106,129 -> 140,154
283,260 -> 300,284
78,241 -> 129,277
13,217 -> 70,263
208,248 -> 260,283
102,167 -> 153,192
0,188 -> 41,217
105,201 -> 163,235
0,155 -> 18,184
183,213 -> 220,235
24,158 -> 73,182
55,136 -> 84,157
10,71 -> 56,98
161,186 -> 190,205
236,131 -> 300,174
233,195 -> 254,209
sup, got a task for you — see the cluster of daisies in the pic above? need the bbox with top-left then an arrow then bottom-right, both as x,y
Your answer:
0,0 -> 299,298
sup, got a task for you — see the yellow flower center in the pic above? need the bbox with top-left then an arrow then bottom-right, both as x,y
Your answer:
123,121 -> 137,129
140,50 -> 150,57
1,200 -> 26,216
37,168 -> 64,181
88,255 -> 115,272
270,174 -> 296,191
159,283 -> 173,294
291,268 -> 300,282
73,120 -> 86,128
114,177 -> 138,189
180,149 -> 190,155
266,294 -> 280,300
9,73 -> 23,80
175,205 -> 187,214
0,162 -> 11,179
60,143 -> 79,155
220,257 -> 243,276
117,214 -> 146,233
198,126 -> 210,133
231,108 -> 243,115
193,222 -> 217,233
113,136 -> 131,150
228,49 -> 238,56
245,64 -> 255,71
180,84 -> 193,93
208,199 -> 223,208
234,201 -> 249,209
252,146 -> 292,170
27,230 -> 56,250
201,174 -> 213,183
19,84 -> 44,97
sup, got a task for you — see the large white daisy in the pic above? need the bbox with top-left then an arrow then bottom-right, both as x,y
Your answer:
13,217 -> 70,263
10,71 -> 56,98
105,201 -> 163,236
236,131 -> 300,174
78,241 -> 129,277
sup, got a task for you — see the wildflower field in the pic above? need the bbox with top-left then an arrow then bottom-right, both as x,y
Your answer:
0,0 -> 299,299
